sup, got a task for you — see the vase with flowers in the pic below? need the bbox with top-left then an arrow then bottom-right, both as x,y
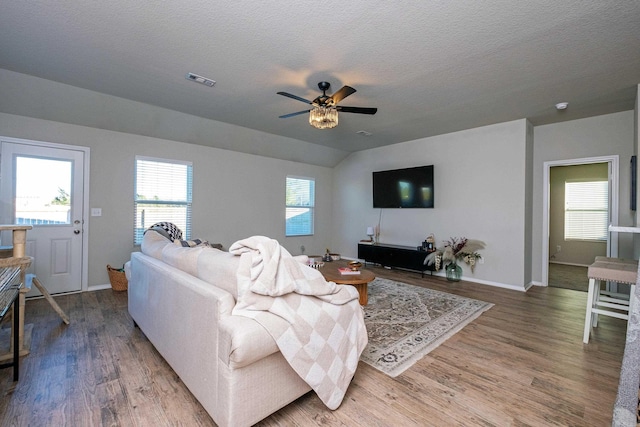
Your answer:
425,237 -> 485,282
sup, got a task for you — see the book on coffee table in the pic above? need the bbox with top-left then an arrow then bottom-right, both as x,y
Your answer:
338,267 -> 361,275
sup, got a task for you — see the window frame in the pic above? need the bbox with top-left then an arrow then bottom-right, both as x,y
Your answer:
134,155 -> 193,245
564,179 -> 609,242
285,175 -> 315,237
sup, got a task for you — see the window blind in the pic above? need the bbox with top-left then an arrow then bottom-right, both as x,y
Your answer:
134,156 -> 192,244
286,176 -> 315,236
564,181 -> 608,241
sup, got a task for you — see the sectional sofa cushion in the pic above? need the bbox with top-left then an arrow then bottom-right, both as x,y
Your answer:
141,229 -> 172,259
144,233 -> 240,299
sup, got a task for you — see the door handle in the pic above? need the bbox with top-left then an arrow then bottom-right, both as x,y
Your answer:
74,230 -> 81,235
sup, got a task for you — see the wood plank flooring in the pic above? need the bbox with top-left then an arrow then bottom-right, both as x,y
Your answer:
548,263 -> 589,292
0,266 -> 627,426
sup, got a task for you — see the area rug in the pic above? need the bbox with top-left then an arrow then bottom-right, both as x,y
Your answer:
360,277 -> 493,377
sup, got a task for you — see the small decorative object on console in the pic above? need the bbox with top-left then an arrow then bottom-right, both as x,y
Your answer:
420,233 -> 436,252
366,226 -> 375,242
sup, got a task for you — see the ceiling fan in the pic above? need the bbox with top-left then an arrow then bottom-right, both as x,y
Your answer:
277,81 -> 377,129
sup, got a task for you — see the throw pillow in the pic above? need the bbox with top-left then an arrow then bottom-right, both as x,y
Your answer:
145,222 -> 183,242
174,238 -> 212,248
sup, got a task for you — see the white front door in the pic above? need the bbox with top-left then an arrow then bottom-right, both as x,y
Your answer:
1,139 -> 86,295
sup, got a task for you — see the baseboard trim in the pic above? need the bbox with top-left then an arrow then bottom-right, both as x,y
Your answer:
349,256 -> 528,292
549,261 -> 590,268
461,276 -> 528,292
88,283 -> 112,292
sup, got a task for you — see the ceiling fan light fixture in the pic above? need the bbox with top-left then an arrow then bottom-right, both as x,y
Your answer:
309,106 -> 338,129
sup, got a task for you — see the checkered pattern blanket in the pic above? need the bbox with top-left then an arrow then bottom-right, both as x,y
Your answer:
229,236 -> 368,409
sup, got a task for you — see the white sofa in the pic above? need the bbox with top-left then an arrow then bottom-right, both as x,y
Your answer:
127,231 -> 311,427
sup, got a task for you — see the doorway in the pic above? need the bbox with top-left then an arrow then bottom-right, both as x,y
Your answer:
542,155 -> 619,288
0,137 -> 90,295
548,163 -> 609,291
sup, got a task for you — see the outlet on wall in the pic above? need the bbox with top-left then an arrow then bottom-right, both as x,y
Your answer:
556,245 -> 561,252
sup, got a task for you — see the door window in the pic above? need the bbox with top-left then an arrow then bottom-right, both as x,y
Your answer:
15,156 -> 72,225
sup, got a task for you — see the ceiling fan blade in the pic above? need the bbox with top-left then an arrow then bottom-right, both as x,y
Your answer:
330,86 -> 356,104
279,110 -> 310,118
337,106 -> 378,115
277,91 -> 312,104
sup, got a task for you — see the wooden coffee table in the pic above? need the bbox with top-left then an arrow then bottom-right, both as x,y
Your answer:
319,260 -> 375,305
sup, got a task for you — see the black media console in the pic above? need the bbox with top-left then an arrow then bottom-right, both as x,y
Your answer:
357,243 -> 437,277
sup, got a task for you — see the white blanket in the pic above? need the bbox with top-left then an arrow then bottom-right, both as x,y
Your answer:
229,236 -> 368,409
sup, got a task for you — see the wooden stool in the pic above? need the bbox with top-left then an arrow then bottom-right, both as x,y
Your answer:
583,257 -> 638,343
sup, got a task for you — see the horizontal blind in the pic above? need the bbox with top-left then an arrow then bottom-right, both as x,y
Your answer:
286,176 -> 315,236
564,181 -> 608,241
134,157 -> 192,244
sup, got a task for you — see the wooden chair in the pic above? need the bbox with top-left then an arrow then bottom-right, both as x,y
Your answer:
583,256 -> 638,344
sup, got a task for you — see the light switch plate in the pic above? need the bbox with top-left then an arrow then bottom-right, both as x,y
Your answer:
91,208 -> 102,217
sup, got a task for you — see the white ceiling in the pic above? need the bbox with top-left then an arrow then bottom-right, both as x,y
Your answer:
1,1 -> 639,166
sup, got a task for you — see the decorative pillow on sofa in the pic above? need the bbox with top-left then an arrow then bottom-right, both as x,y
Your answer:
144,222 -> 182,242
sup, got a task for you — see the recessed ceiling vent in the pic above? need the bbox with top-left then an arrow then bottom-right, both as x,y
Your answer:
185,72 -> 216,87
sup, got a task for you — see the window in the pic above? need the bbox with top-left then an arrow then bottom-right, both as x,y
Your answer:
134,156 -> 192,244
564,180 -> 608,241
286,176 -> 315,236
15,156 -> 72,225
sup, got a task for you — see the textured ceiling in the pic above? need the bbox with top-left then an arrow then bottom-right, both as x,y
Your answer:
1,1 -> 639,166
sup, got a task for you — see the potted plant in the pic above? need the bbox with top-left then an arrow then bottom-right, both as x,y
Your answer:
425,237 -> 485,281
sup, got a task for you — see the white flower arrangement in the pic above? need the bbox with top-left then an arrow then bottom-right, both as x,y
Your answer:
425,237 -> 485,273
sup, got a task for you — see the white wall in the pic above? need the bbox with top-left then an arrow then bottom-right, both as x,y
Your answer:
0,69 -> 348,168
332,119 -> 530,290
0,113 -> 334,287
1,72 -> 635,291
524,121 -> 534,287
533,111 -> 635,283
634,85 -> 640,257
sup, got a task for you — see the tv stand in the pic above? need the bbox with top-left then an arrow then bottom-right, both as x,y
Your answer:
358,243 -> 436,277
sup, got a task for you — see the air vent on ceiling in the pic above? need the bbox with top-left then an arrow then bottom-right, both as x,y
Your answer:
185,72 -> 216,87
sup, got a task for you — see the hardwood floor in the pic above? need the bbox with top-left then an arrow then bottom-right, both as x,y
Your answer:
0,266 -> 627,426
548,263 -> 589,292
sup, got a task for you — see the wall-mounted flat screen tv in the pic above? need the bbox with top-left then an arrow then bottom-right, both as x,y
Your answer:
373,165 -> 434,208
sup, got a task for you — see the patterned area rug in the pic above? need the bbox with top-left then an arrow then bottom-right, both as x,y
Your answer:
360,277 -> 493,377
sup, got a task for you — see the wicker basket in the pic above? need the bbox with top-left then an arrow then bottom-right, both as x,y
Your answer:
107,264 -> 128,291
